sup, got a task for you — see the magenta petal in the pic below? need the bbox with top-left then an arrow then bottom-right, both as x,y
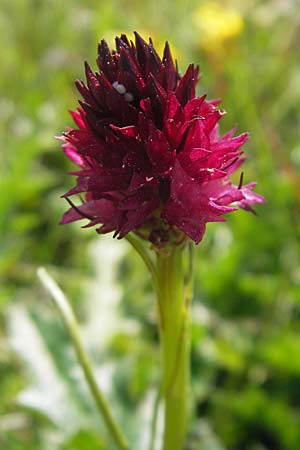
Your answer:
211,132 -> 249,152
65,129 -> 105,158
182,118 -> 210,152
97,39 -> 117,82
60,199 -> 115,225
162,41 -> 178,91
110,125 -> 140,138
147,129 -> 172,172
118,188 -> 157,210
184,95 -> 207,120
238,183 -> 266,207
118,194 -> 159,238
69,109 -> 87,129
189,147 -> 212,161
163,199 -> 206,243
62,144 -> 87,168
204,109 -> 226,133
165,93 -> 184,123
134,32 -> 151,72
176,64 -> 199,106
162,160 -> 227,242
119,47 -> 146,94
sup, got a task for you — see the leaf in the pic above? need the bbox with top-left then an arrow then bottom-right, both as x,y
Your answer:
7,305 -> 88,437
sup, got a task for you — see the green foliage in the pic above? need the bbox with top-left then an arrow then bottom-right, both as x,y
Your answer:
1,0 -> 300,449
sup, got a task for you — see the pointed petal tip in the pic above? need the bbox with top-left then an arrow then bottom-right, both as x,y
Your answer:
54,134 -> 64,141
84,61 -> 94,77
75,79 -> 84,89
134,30 -> 142,39
163,40 -> 172,56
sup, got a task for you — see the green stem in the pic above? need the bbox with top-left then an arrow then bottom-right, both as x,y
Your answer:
156,245 -> 192,450
125,233 -> 159,290
125,237 -> 194,450
126,233 -> 164,323
37,267 -> 129,450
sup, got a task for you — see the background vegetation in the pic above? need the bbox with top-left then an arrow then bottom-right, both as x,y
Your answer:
1,0 -> 300,449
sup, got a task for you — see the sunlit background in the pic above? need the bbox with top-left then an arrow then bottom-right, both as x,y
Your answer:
1,0 -> 300,449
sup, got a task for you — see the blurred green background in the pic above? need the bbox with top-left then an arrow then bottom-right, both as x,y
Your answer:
1,0 -> 300,449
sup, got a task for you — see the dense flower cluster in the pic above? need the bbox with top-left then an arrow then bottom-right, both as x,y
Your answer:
60,33 -> 264,244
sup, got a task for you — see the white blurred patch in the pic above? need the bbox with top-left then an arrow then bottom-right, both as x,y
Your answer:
13,115 -> 33,138
68,7 -> 92,29
0,97 -> 15,120
212,224 -> 233,255
82,235 -> 140,351
8,305 -> 84,434
37,102 -> 56,123
192,303 -> 212,326
134,389 -> 164,450
40,47 -> 70,69
253,0 -> 300,25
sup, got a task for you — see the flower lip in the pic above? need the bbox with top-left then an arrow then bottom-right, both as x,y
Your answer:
60,32 -> 264,245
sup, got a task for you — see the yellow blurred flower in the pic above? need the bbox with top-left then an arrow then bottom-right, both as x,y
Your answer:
193,1 -> 244,52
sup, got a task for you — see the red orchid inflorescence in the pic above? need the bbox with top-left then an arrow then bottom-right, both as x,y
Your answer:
60,32 -> 264,245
